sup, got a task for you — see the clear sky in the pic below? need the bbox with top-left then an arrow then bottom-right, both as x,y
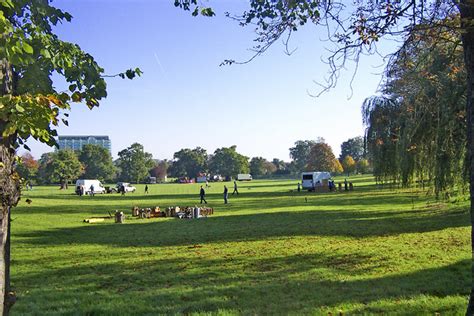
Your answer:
25,0 -> 391,161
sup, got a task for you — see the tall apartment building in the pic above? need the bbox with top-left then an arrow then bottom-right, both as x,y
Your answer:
57,135 -> 111,153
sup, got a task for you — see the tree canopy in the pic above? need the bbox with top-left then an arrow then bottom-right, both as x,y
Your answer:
209,146 -> 249,177
116,143 -> 154,183
78,144 -> 116,182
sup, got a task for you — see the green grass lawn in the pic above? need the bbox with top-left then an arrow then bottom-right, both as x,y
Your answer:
10,176 -> 471,315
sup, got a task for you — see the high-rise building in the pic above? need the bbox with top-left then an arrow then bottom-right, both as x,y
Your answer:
57,135 -> 111,153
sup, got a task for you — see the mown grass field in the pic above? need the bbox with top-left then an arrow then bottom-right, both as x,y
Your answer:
10,175 -> 471,315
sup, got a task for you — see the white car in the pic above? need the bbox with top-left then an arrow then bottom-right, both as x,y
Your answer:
116,182 -> 136,193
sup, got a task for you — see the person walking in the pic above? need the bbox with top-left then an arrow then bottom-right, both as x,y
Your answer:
297,182 -> 301,192
89,184 -> 95,197
223,185 -> 228,204
145,185 -> 149,194
232,180 -> 239,195
200,186 -> 207,204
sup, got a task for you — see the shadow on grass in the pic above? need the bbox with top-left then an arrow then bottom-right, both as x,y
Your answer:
17,207 -> 469,247
11,252 -> 469,314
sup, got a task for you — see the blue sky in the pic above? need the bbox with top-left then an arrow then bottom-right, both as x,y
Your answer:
25,0 -> 391,161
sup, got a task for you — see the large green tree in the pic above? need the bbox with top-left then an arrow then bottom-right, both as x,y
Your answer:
250,157 -> 276,177
169,147 -> 208,178
340,137 -> 365,162
78,144 -> 116,182
209,146 -> 249,177
289,140 -> 317,172
116,143 -> 154,183
41,149 -> 83,188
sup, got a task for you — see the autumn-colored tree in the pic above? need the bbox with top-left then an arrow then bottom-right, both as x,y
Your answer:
15,153 -> 39,185
332,158 -> 344,175
150,160 -> 169,182
341,155 -> 356,176
306,142 -> 337,172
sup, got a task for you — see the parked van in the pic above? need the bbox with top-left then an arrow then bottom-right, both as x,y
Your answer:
237,174 -> 253,181
301,172 -> 331,191
75,179 -> 106,195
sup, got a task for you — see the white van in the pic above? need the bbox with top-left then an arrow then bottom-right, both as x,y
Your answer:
75,179 -> 106,195
237,174 -> 253,181
301,172 -> 331,191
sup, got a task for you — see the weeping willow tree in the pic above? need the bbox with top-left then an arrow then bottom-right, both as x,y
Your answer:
363,26 -> 467,197
362,96 -> 401,185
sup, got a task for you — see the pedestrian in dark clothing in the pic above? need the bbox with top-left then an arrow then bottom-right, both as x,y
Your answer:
232,180 -> 239,195
297,182 -> 301,192
349,182 -> 354,191
338,183 -> 342,191
344,179 -> 348,191
89,184 -> 95,196
145,185 -> 149,194
121,184 -> 126,195
200,186 -> 207,204
223,185 -> 228,204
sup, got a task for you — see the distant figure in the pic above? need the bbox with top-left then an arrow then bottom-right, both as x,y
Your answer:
223,185 -> 228,204
232,180 -> 239,195
206,180 -> 210,188
328,181 -> 333,192
121,184 -> 126,195
349,182 -> 354,191
145,185 -> 149,194
89,184 -> 95,196
338,182 -> 342,192
200,186 -> 207,204
297,182 -> 301,192
344,179 -> 348,191
79,185 -> 84,196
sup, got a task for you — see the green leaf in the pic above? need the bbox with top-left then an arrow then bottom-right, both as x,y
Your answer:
15,104 -> 25,113
22,42 -> 33,54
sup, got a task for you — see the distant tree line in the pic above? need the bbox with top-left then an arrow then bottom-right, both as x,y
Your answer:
16,137 -> 370,186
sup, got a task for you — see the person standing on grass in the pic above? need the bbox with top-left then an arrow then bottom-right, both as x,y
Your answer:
223,185 -> 228,204
89,184 -> 95,196
297,182 -> 301,192
232,180 -> 239,195
200,186 -> 207,204
145,185 -> 149,194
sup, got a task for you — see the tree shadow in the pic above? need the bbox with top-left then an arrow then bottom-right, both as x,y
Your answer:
11,252 -> 469,314
16,207 -> 469,248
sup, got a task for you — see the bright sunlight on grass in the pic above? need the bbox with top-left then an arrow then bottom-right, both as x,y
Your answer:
10,175 -> 470,314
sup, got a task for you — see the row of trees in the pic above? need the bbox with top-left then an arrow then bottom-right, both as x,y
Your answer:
169,138 -> 370,179
17,138 -> 370,186
289,137 -> 370,176
16,143 -> 158,186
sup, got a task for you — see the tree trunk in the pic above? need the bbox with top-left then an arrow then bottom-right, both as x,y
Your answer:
0,144 -> 19,316
460,1 -> 474,314
0,59 -> 20,315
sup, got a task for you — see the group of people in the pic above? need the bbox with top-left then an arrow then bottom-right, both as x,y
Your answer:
200,180 -> 239,204
296,178 -> 354,192
78,184 -> 95,196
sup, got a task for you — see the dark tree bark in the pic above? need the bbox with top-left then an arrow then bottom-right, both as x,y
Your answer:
460,1 -> 474,314
0,60 -> 20,315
